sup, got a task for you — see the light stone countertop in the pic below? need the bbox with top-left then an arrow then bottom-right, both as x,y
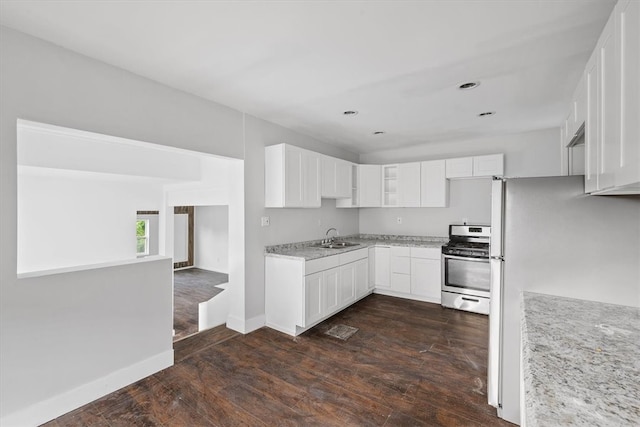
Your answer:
521,292 -> 640,426
264,234 -> 447,261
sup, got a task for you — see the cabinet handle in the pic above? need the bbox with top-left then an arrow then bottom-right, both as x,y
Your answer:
461,297 -> 479,303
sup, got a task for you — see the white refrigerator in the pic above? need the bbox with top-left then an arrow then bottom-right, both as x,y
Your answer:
487,175 -> 640,425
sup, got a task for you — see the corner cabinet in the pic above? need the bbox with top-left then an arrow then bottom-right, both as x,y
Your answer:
265,249 -> 370,336
265,144 -> 321,208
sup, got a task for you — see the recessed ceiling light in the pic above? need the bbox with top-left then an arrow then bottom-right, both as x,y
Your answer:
458,81 -> 480,90
342,110 -> 358,116
373,131 -> 385,135
478,111 -> 496,117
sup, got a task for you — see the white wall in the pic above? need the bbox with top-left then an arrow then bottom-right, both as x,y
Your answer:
18,170 -> 164,273
195,205 -> 229,274
243,115 -> 359,323
0,26 -> 245,424
2,257 -> 174,427
173,213 -> 190,263
359,128 -> 560,237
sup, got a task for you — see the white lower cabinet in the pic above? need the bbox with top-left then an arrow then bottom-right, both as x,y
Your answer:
390,246 -> 411,293
303,272 -> 324,326
322,267 -> 340,315
373,245 -> 442,304
339,262 -> 356,306
265,248 -> 370,336
355,258 -> 370,297
374,246 -> 391,288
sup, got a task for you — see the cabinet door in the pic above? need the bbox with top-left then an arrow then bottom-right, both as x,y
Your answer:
284,146 -> 304,207
398,162 -> 421,207
411,258 -> 441,301
368,247 -> 375,289
303,272 -> 323,326
390,273 -> 411,293
445,157 -> 473,178
374,246 -> 390,288
355,258 -> 369,298
339,262 -> 356,306
599,13 -> 617,191
335,159 -> 352,198
615,0 -> 640,188
585,50 -> 599,193
304,151 -> 321,207
420,160 -> 448,207
574,73 -> 587,129
359,165 -> 382,207
321,156 -> 337,198
473,154 -> 504,177
323,267 -> 340,315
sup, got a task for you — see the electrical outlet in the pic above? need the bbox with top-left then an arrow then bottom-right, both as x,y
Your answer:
396,217 -> 402,224
261,216 -> 270,227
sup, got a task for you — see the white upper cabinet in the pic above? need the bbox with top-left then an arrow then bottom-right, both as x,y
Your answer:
446,154 -> 504,178
473,154 -> 504,177
321,156 -> 351,199
614,0 -> 640,191
420,159 -> 448,207
359,164 -> 382,207
265,143 -> 321,208
445,157 -> 473,178
336,164 -> 359,208
585,48 -> 599,193
582,0 -> 639,195
398,162 -> 421,207
599,12 -> 617,191
382,163 -> 421,207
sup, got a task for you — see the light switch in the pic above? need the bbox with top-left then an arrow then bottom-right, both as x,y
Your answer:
261,216 -> 270,227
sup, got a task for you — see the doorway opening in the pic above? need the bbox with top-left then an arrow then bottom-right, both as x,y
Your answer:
172,205 -> 230,341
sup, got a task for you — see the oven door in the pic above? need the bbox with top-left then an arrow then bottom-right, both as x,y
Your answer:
442,254 -> 491,298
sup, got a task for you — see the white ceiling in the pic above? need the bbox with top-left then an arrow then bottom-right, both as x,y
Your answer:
0,0 -> 616,154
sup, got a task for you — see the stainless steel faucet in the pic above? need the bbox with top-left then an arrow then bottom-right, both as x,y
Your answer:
324,227 -> 338,244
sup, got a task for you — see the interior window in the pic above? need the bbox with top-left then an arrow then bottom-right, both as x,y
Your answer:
136,219 -> 149,256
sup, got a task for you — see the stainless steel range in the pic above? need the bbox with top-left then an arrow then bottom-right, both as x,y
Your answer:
441,224 -> 491,315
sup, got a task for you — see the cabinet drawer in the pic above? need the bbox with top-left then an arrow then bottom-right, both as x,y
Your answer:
391,256 -> 411,274
391,273 -> 411,293
305,255 -> 340,275
410,247 -> 441,260
390,246 -> 410,257
340,248 -> 368,264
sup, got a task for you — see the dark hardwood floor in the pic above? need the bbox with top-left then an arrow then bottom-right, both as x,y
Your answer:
43,294 -> 514,426
173,268 -> 228,341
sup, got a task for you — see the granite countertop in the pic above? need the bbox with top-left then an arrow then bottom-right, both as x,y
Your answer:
521,292 -> 640,426
265,234 -> 447,261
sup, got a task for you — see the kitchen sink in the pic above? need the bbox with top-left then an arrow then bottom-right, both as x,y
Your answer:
312,241 -> 360,249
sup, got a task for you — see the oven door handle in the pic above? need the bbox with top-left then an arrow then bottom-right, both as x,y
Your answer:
442,254 -> 489,262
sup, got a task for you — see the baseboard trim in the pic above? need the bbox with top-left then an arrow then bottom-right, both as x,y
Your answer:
1,350 -> 174,427
373,288 -> 441,305
226,314 -> 265,334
